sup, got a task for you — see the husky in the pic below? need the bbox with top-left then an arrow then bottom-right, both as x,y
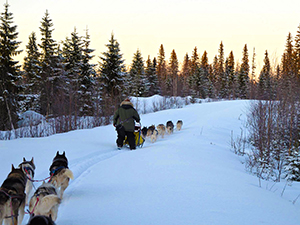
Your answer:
18,157 -> 35,205
49,151 -> 74,199
150,130 -> 159,143
166,121 -> 174,134
156,124 -> 166,138
146,125 -> 155,137
141,126 -> 148,138
27,214 -> 56,225
0,165 -> 27,225
29,182 -> 61,222
176,120 -> 183,131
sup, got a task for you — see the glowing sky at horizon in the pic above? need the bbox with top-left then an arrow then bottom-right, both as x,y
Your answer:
8,0 -> 300,77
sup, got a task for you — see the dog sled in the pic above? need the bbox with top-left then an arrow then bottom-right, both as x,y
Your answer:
124,123 -> 145,148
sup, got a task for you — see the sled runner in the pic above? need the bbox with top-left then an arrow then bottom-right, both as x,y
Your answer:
124,123 -> 145,148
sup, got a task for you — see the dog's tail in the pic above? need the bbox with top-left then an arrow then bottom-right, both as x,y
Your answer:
63,169 -> 74,180
38,195 -> 61,214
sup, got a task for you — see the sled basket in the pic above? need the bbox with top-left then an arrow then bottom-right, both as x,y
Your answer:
124,123 -> 145,148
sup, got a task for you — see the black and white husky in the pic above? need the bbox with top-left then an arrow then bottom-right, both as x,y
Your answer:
166,121 -> 174,134
18,157 -> 35,205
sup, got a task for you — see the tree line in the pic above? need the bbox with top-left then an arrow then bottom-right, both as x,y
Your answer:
1,4 -> 300,136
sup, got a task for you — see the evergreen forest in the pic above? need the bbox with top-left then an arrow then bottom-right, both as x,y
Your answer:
0,3 -> 300,151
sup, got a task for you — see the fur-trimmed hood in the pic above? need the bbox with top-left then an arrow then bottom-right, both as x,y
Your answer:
120,98 -> 133,107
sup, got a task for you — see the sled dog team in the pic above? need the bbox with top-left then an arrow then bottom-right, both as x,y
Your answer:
0,151 -> 73,225
142,120 -> 183,143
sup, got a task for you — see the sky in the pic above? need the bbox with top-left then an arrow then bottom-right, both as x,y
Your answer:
7,0 -> 300,76
1,97 -> 300,224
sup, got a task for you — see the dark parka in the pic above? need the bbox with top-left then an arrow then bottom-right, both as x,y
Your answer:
113,99 -> 140,132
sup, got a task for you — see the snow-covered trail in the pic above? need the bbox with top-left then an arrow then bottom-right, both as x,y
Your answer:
1,100 -> 300,225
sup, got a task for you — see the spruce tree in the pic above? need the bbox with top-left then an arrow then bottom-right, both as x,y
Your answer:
250,48 -> 256,99
0,3 -> 22,130
208,55 -> 219,98
281,32 -> 297,96
39,10 -> 58,116
285,148 -> 300,181
157,44 -> 167,95
23,32 -> 41,95
145,56 -> 159,96
129,49 -> 146,97
99,33 -> 125,113
180,53 -> 191,96
238,44 -> 250,99
295,24 -> 300,80
199,51 -> 210,98
188,47 -> 200,97
258,50 -> 272,99
62,28 -> 83,118
190,46 -> 199,75
78,29 -> 96,117
217,42 -> 227,98
168,49 -> 179,96
226,51 -> 235,99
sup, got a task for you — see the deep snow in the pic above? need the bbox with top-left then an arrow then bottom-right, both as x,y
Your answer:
1,99 -> 300,225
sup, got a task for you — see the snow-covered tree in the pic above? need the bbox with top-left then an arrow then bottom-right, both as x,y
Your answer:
0,3 -> 22,130
145,56 -> 159,96
285,148 -> 300,181
23,32 -> 41,95
99,33 -> 125,118
62,28 -> 83,117
237,44 -> 250,99
39,10 -> 59,116
78,29 -> 96,117
157,44 -> 167,95
168,49 -> 179,96
226,51 -> 235,99
128,49 -> 146,97
99,34 -> 125,98
217,42 -> 228,98
180,53 -> 191,96
258,50 -> 272,100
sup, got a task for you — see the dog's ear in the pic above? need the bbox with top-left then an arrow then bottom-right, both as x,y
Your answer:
23,157 -> 26,162
31,157 -> 34,163
11,164 -> 15,171
56,151 -> 59,156
62,151 -> 65,156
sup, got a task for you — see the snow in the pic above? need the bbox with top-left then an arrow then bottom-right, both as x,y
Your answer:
1,99 -> 300,225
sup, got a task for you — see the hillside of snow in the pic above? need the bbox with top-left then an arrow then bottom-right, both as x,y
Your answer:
1,99 -> 300,225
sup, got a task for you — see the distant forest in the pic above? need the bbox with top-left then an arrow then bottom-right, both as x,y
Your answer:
1,3 -> 300,134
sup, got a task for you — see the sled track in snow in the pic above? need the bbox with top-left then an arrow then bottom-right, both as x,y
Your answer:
69,150 -> 123,181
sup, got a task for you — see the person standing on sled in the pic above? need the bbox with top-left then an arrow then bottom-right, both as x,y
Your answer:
113,98 -> 140,150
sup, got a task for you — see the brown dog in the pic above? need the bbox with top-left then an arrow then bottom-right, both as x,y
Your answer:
0,165 -> 27,225
49,152 -> 74,199
176,120 -> 183,131
156,124 -> 166,138
150,130 -> 159,143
